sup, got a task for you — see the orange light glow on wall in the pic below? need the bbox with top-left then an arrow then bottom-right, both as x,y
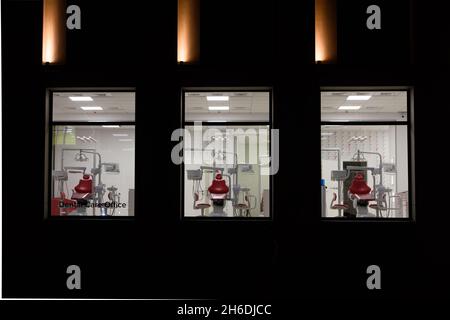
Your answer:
42,0 -> 66,64
315,0 -> 337,63
177,0 -> 200,63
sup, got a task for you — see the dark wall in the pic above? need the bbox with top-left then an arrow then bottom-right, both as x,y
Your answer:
200,0 -> 275,65
65,0 -> 176,69
2,0 -> 450,301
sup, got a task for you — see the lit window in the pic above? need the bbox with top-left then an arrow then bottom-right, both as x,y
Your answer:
183,90 -> 272,218
48,91 -> 135,217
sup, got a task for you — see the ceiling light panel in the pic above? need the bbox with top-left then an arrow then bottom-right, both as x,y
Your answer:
69,96 -> 93,101
80,106 -> 103,111
338,106 -> 361,110
347,95 -> 372,101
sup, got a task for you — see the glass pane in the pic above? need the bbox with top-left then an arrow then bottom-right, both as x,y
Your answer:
185,91 -> 270,122
321,125 -> 409,218
51,125 -> 135,216
321,91 -> 407,122
53,92 -> 135,122
184,125 -> 270,218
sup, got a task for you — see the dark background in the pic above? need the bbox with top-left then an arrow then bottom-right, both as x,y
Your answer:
2,0 -> 450,301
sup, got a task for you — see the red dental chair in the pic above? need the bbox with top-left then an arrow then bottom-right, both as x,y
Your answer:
348,173 -> 376,217
349,173 -> 372,198
208,173 -> 230,196
51,173 -> 94,216
208,173 -> 229,215
208,173 -> 229,199
51,192 -> 77,216
71,174 -> 93,204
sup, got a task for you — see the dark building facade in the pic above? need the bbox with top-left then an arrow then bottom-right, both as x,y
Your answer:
2,0 -> 450,301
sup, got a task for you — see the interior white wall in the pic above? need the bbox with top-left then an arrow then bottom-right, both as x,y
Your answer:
322,127 -> 391,165
259,131 -> 270,215
53,127 -> 135,216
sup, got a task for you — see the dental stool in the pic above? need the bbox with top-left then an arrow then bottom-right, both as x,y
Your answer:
194,192 -> 210,216
233,187 -> 256,217
234,198 -> 250,217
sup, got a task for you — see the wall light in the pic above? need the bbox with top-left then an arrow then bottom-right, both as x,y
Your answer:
102,125 -> 120,128
177,0 -> 200,63
42,0 -> 66,64
315,0 -> 337,63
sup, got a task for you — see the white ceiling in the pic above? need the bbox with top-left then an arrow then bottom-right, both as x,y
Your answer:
321,91 -> 408,121
53,92 -> 135,122
185,92 -> 270,122
53,90 -> 404,123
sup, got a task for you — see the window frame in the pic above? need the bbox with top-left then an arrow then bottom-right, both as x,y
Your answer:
180,87 -> 274,221
320,87 -> 415,222
44,88 -> 137,220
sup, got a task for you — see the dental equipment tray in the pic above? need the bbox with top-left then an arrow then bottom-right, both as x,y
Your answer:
64,167 -> 87,174
187,169 -> 203,180
331,170 -> 348,181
